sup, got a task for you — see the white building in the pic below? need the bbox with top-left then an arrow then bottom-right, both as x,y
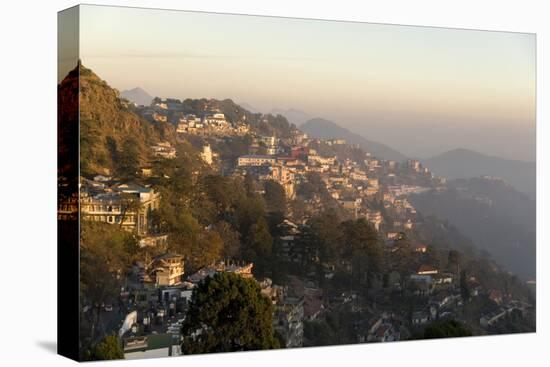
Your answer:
237,155 -> 277,167
203,112 -> 228,126
150,253 -> 185,286
151,142 -> 177,159
79,183 -> 160,235
201,144 -> 213,165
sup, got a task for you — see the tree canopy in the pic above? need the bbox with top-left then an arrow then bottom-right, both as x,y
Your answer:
263,180 -> 286,214
85,335 -> 124,360
181,272 -> 280,354
421,320 -> 473,339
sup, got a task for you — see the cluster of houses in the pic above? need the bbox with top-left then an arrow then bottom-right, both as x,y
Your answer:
360,312 -> 405,343
226,127 -> 516,339
353,263 -> 531,343
230,127 -> 446,237
226,128 -> 449,271
119,257 -> 311,358
479,292 -> 530,328
174,112 -> 250,136
60,98 -> 534,354
137,97 -> 251,137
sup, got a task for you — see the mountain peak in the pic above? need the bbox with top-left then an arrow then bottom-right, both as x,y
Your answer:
120,87 -> 153,106
126,86 -> 147,92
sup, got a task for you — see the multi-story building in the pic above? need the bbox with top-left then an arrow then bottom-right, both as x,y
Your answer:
57,192 -> 78,221
150,253 -> 185,287
326,138 -> 346,146
79,182 -> 160,235
277,220 -> 302,264
259,135 -> 277,147
406,159 -> 421,172
176,114 -> 202,133
202,112 -> 228,127
349,169 -> 368,182
290,130 -> 308,145
237,154 -> 277,167
201,144 -> 213,165
151,142 -> 177,159
139,234 -> 169,249
308,154 -> 336,166
152,112 -> 168,123
365,209 -> 383,231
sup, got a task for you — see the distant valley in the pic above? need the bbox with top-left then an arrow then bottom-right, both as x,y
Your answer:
423,149 -> 536,199
410,177 -> 536,280
300,119 -> 536,279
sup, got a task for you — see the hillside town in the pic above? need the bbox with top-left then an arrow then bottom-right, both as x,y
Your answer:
58,77 -> 535,359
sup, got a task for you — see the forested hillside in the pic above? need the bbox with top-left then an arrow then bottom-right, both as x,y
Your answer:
76,64 -> 175,177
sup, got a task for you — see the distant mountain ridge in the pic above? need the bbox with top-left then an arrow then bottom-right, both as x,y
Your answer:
120,87 -> 153,106
300,118 -> 407,162
269,108 -> 311,126
423,148 -> 535,199
238,102 -> 260,113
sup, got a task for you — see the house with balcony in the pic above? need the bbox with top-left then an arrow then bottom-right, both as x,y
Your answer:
150,253 -> 185,287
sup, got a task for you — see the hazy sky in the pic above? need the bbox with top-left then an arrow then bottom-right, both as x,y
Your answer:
74,5 -> 536,161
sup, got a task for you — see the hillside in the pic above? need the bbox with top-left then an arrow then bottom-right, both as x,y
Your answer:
77,64 -> 175,177
178,98 -> 258,126
144,97 -> 296,138
422,149 -> 535,199
120,87 -> 153,106
300,118 -> 407,161
410,177 -> 536,279
237,102 -> 260,113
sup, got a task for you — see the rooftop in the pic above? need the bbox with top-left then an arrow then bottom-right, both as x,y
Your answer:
154,253 -> 183,261
239,154 -> 277,159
